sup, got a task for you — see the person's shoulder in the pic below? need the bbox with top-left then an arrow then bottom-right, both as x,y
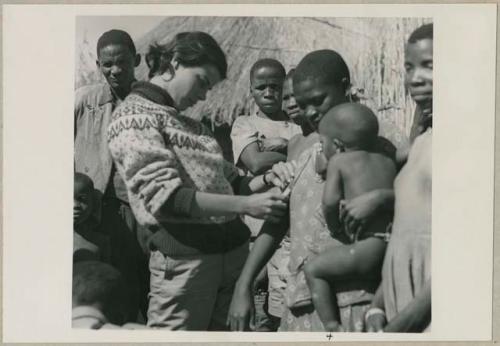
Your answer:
75,82 -> 108,98
414,128 -> 432,144
230,114 -> 255,133
329,151 -> 351,168
232,114 -> 252,126
409,128 -> 432,156
288,133 -> 303,148
75,82 -> 109,107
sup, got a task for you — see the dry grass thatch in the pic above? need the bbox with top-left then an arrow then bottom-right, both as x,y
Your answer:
76,16 -> 431,148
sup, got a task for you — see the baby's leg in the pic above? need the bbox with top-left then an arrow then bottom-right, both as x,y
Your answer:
310,237 -> 386,280
304,259 -> 341,331
304,238 -> 386,331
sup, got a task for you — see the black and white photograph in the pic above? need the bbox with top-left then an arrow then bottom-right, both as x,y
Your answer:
73,15 -> 431,332
3,3 -> 497,343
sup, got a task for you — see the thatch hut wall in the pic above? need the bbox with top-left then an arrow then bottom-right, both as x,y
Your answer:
76,16 -> 431,148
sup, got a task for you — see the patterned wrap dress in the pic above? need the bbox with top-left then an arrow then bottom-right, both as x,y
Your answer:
279,145 -> 378,332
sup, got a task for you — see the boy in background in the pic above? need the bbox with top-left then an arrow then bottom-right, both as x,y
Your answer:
231,58 -> 302,177
231,59 -> 301,331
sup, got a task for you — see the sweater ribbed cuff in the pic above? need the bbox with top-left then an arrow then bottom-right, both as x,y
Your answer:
172,187 -> 195,216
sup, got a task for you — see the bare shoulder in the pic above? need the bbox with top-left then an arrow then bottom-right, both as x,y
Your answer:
289,133 -> 302,147
230,114 -> 255,136
408,130 -> 432,162
327,152 -> 351,169
413,129 -> 432,151
407,129 -> 432,175
287,133 -> 303,155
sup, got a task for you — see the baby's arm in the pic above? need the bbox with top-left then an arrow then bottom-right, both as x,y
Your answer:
322,156 -> 343,232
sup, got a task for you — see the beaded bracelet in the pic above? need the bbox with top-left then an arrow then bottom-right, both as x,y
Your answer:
364,307 -> 386,323
262,171 -> 274,186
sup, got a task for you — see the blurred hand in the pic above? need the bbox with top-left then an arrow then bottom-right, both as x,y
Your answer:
270,161 -> 297,189
366,312 -> 387,333
243,190 -> 288,222
339,190 -> 383,238
227,284 -> 255,331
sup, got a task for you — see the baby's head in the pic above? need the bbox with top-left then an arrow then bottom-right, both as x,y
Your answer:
318,103 -> 379,160
405,23 -> 433,114
73,261 -> 128,325
250,58 -> 286,117
74,172 -> 95,227
293,49 -> 351,130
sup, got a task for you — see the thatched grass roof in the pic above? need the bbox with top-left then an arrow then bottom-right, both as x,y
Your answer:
76,16 -> 431,148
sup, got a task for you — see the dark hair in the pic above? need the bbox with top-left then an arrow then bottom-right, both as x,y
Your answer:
293,49 -> 350,92
285,68 -> 296,80
145,31 -> 227,79
408,23 -> 433,44
74,172 -> 94,191
72,261 -> 129,325
320,103 -> 379,150
250,58 -> 286,80
96,29 -> 136,57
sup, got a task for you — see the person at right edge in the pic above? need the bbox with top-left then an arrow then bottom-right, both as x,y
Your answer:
364,23 -> 433,333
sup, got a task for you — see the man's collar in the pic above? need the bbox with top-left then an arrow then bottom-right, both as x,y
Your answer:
98,83 -> 116,106
255,108 -> 289,122
98,80 -> 137,106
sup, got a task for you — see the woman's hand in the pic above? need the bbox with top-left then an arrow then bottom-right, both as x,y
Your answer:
243,188 -> 288,222
339,190 -> 386,237
269,161 -> 297,189
227,283 -> 255,331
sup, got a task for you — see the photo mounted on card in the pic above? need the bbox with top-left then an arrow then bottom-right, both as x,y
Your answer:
2,3 -> 496,344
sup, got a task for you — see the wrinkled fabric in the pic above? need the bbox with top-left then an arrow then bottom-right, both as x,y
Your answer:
281,146 -> 376,331
147,242 -> 248,330
382,130 -> 431,321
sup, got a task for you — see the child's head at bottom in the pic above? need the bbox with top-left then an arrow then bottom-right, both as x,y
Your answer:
72,261 -> 128,325
318,103 -> 379,159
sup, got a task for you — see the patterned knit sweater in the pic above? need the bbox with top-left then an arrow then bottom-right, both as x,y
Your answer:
107,82 -> 249,255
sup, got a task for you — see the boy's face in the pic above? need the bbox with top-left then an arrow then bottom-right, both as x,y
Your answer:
405,38 -> 433,113
97,44 -> 139,94
250,66 -> 284,117
74,181 -> 94,226
294,77 -> 346,131
282,77 -> 304,125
